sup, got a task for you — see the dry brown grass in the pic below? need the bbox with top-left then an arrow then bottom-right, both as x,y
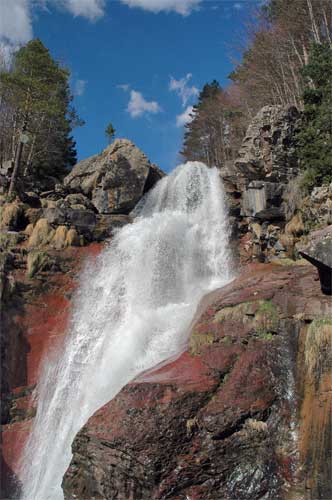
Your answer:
305,319 -> 332,384
28,218 -> 54,247
285,213 -> 305,237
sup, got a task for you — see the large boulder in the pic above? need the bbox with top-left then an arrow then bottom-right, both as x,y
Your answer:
64,139 -> 164,214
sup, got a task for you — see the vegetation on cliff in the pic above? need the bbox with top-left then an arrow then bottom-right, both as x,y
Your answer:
296,43 -> 332,191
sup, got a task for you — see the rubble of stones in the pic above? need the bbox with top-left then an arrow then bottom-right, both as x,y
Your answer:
0,140 -> 164,278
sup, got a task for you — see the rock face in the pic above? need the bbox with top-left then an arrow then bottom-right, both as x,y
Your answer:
221,105 -> 332,264
64,139 -> 164,214
236,105 -> 300,189
234,105 -> 300,227
2,111 -> 331,500
219,106 -> 301,262
63,263 -> 332,500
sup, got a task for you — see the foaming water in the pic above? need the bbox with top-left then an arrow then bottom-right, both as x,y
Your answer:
18,162 -> 232,500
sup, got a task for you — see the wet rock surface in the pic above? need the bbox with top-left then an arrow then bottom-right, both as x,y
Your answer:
0,240 -> 104,498
63,263 -> 331,500
1,138 -> 161,497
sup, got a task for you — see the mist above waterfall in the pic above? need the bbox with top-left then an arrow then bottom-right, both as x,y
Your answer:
18,161 -> 232,500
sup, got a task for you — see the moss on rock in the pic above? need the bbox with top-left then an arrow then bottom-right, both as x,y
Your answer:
26,251 -> 52,278
189,330 -> 214,355
255,300 -> 279,337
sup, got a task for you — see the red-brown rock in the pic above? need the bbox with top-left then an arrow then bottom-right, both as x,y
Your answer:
1,243 -> 104,497
63,263 -> 332,500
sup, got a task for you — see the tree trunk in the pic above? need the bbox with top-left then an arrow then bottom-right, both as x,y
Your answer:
8,139 -> 24,196
307,0 -> 321,44
8,120 -> 28,196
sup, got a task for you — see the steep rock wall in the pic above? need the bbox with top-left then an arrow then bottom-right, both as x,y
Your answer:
220,105 -> 332,264
63,263 -> 331,500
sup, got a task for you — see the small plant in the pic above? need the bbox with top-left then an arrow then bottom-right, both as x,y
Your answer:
105,122 -> 116,143
255,300 -> 279,339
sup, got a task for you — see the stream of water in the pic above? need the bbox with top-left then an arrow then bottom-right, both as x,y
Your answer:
18,161 -> 232,500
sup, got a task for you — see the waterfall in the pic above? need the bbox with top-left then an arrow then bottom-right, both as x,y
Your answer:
18,161 -> 232,500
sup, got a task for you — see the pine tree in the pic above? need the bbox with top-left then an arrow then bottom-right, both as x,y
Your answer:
105,122 -> 116,143
297,43 -> 332,191
0,39 -> 83,194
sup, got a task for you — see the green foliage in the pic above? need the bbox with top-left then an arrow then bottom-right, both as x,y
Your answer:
105,122 -> 116,143
296,43 -> 332,192
0,39 -> 83,187
26,250 -> 51,278
255,300 -> 279,339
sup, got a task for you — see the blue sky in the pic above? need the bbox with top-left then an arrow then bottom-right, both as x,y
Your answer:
0,0 -> 261,172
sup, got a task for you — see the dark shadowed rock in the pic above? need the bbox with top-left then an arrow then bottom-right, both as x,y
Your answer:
64,139 -> 165,214
42,207 -> 67,225
298,225 -> 332,295
63,263 -> 331,500
93,214 -> 132,241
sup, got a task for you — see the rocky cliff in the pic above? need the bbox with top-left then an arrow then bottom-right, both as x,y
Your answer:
63,263 -> 331,500
61,107 -> 332,500
220,105 -> 332,265
1,114 -> 331,500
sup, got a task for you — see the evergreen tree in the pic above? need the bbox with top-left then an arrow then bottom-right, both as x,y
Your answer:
0,39 -> 83,194
297,43 -> 332,191
105,122 -> 116,143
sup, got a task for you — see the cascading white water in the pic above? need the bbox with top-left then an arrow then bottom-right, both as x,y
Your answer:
18,161 -> 232,500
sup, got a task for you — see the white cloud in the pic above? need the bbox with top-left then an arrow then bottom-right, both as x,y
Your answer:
73,79 -> 87,96
127,90 -> 161,118
233,2 -> 243,10
117,83 -> 130,92
169,73 -> 198,107
121,0 -> 201,16
0,0 -> 33,46
176,105 -> 193,127
58,0 -> 106,21
0,0 -> 105,56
